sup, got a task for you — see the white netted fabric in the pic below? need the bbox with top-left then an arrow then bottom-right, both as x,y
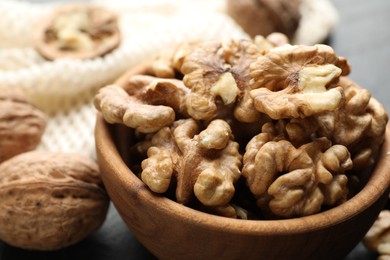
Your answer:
0,0 -> 337,160
0,0 -> 248,159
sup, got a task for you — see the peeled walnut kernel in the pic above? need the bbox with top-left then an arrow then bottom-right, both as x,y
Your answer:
147,41 -> 199,78
181,39 -> 262,122
253,33 -> 290,53
141,127 -> 180,193
364,210 -> 390,256
141,119 -> 242,208
249,44 -> 349,119
316,77 -> 388,170
297,64 -> 343,111
94,75 -> 190,133
210,72 -> 240,105
0,151 -> 109,251
242,122 -> 353,218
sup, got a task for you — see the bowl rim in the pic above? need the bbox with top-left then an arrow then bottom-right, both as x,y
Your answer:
96,114 -> 390,236
95,62 -> 390,236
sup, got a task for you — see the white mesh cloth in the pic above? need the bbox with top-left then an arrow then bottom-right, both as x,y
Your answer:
0,0 -> 337,159
0,0 -> 248,159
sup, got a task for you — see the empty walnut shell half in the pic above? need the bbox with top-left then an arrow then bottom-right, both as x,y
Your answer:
34,4 -> 121,60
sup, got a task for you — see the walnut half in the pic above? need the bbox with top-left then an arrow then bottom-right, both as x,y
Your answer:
34,4 -> 120,60
242,122 -> 352,218
250,44 -> 350,119
141,119 -> 242,208
181,39 -> 263,122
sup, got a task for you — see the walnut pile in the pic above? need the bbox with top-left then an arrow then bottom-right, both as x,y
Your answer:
95,35 -> 388,219
34,4 -> 120,60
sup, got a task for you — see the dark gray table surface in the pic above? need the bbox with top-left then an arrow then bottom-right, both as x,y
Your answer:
1,0 -> 389,259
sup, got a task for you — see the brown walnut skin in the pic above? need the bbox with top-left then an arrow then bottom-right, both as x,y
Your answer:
0,88 -> 47,163
0,151 -> 109,251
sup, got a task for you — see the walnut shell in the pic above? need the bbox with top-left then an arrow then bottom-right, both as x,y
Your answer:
0,88 -> 46,163
226,0 -> 302,39
34,4 -> 121,60
0,151 -> 109,251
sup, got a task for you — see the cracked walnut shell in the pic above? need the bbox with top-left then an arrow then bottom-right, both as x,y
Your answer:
34,4 -> 120,60
0,151 -> 109,250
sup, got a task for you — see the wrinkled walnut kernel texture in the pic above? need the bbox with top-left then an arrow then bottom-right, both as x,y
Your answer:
316,77 -> 388,171
141,119 -> 242,211
250,44 -> 350,119
94,75 -> 190,133
363,210 -> 390,256
97,37 -> 388,219
242,123 -> 352,218
0,151 -> 109,251
181,39 -> 263,122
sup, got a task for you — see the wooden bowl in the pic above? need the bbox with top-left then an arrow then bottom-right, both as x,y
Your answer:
95,65 -> 390,260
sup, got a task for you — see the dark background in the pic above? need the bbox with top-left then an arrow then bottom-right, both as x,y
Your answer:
1,0 -> 389,259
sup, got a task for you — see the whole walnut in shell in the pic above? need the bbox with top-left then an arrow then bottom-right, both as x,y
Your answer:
226,0 -> 302,40
0,87 -> 46,163
0,151 -> 109,250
